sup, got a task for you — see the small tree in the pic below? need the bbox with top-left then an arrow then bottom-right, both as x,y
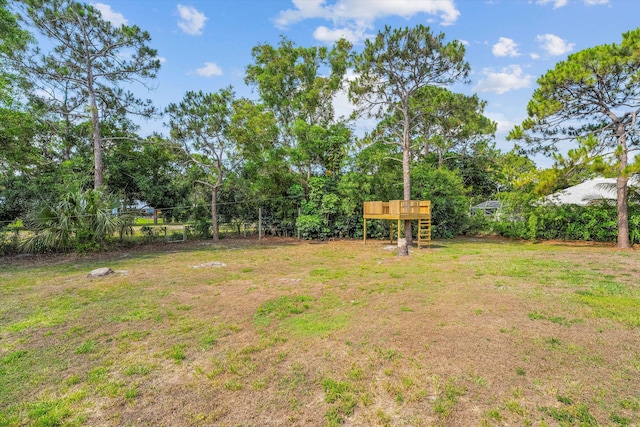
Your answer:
509,28 -> 640,248
166,88 -> 236,242
349,25 -> 469,255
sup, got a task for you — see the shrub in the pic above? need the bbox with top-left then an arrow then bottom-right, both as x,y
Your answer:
0,229 -> 20,256
463,210 -> 491,236
296,214 -> 330,240
492,199 -> 639,244
20,189 -> 118,253
412,166 -> 470,238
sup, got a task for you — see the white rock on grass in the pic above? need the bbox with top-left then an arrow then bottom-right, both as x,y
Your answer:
87,267 -> 114,278
191,262 -> 226,269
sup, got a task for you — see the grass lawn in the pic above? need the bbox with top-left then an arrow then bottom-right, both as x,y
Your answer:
1,237 -> 639,426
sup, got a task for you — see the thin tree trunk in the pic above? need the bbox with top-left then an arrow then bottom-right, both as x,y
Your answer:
211,187 -> 219,242
401,104 -> 412,255
84,46 -> 102,188
423,130 -> 431,159
90,93 -> 103,189
616,123 -> 630,248
617,175 -> 630,248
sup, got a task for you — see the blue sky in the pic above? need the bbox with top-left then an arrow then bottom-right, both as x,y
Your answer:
85,0 -> 639,166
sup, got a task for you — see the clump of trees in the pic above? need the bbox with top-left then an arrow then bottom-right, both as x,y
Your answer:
509,29 -> 640,248
1,0 -> 638,254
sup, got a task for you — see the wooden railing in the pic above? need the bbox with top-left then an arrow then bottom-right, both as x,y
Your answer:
364,200 -> 430,216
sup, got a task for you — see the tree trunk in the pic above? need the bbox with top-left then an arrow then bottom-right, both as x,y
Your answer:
211,187 -> 219,242
423,130 -> 431,159
82,23 -> 103,190
617,175 -> 630,248
616,123 -> 631,248
88,81 -> 103,189
401,104 -> 412,256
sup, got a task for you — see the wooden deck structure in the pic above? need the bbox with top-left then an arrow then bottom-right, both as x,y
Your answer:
363,200 -> 431,248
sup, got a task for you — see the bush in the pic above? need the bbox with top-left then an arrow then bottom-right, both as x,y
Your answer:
192,220 -> 212,239
0,229 -> 20,256
412,166 -> 470,238
20,189 -> 118,253
296,214 -> 330,240
463,210 -> 491,236
492,200 -> 640,244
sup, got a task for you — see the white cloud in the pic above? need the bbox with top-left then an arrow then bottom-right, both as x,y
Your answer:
157,56 -> 167,64
485,111 -> 517,136
536,34 -> 574,56
194,62 -> 223,77
537,0 -> 608,7
177,4 -> 208,36
275,0 -> 460,44
313,26 -> 371,44
530,52 -> 540,60
492,37 -> 520,57
536,0 -> 568,8
474,65 -> 533,95
458,39 -> 470,46
91,3 -> 128,26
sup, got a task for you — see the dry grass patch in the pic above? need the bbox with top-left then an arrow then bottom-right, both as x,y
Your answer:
1,237 -> 639,426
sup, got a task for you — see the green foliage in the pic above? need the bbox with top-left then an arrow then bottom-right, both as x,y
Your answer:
0,227 -> 20,255
493,201 -> 640,244
106,134 -> 190,221
464,210 -> 491,236
527,213 -> 538,242
296,214 -> 330,240
245,36 -> 352,181
189,205 -> 212,239
18,0 -> 161,189
509,28 -> 640,247
350,24 -> 470,221
296,176 -> 359,240
20,189 -> 119,253
412,165 -> 470,238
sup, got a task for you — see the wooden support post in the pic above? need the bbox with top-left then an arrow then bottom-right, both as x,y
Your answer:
363,217 -> 367,245
389,220 -> 393,244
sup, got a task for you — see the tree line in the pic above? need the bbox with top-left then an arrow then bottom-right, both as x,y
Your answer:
1,0 -> 639,254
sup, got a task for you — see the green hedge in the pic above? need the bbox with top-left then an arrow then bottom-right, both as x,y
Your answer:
493,202 -> 640,244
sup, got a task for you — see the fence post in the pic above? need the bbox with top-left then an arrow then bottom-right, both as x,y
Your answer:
258,207 -> 262,245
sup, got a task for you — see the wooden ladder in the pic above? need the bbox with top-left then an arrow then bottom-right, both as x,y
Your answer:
418,218 -> 431,248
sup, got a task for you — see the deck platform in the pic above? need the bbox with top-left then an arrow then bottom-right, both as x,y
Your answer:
363,200 -> 431,247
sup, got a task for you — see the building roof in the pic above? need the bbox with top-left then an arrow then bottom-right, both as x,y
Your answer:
543,176 -> 639,206
471,200 -> 502,210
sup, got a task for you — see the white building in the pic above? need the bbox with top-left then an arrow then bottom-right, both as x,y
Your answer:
544,176 -> 639,206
